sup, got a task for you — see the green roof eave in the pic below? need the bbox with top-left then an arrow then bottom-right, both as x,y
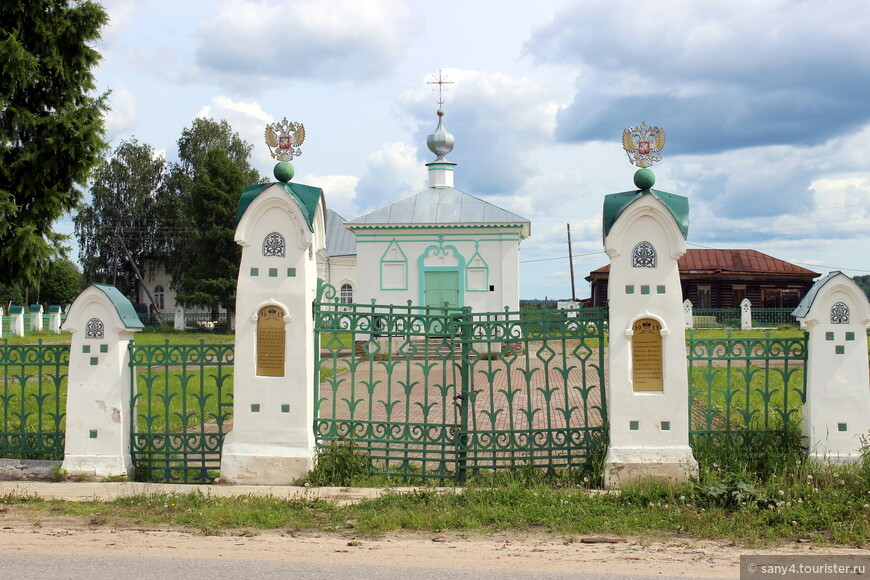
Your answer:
602,188 -> 690,240
236,181 -> 323,230
93,284 -> 144,329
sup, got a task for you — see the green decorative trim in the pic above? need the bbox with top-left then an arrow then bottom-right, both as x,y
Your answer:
349,224 -> 525,232
92,284 -> 144,329
641,285 -> 650,295
826,332 -> 834,341
89,357 -> 98,366
838,423 -> 847,432
82,345 -> 90,353
250,267 -> 259,276
657,285 -> 666,294
845,332 -> 855,341
661,421 -> 670,431
251,404 -> 260,413
418,244 -> 465,307
465,242 -> 489,292
835,345 -> 845,354
629,420 -> 640,431
89,430 -> 98,439
236,181 -> 323,230
287,268 -> 296,277
269,268 -> 278,278
281,404 -> 290,413
380,239 -> 408,291
99,344 -> 108,353
626,285 -> 635,294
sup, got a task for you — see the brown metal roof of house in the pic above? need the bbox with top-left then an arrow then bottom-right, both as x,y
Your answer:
588,249 -> 819,277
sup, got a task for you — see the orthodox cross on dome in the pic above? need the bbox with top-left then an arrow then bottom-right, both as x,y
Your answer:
622,122 -> 666,168
427,69 -> 453,113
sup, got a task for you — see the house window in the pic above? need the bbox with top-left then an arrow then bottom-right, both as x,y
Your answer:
831,302 -> 849,324
154,285 -> 165,311
340,283 -> 353,304
731,285 -> 746,307
263,232 -> 285,257
632,241 -> 656,268
698,285 -> 711,309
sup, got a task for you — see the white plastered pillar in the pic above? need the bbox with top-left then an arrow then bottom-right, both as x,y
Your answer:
220,182 -> 325,484
794,272 -> 870,463
61,284 -> 143,478
603,192 -> 698,488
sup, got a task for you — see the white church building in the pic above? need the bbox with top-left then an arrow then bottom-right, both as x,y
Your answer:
141,110 -> 530,314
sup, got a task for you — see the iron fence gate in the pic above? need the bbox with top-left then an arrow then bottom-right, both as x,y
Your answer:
314,282 -> 608,482
129,340 -> 234,483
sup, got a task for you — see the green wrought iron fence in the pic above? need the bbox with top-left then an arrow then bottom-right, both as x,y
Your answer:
0,340 -> 69,459
751,308 -> 798,328
692,308 -> 741,328
688,332 -> 807,452
129,340 -> 234,483
314,281 -> 608,482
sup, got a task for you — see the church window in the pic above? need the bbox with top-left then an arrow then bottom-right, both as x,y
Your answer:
340,283 -> 353,304
154,285 -> 165,311
263,232 -> 285,257
632,241 -> 656,268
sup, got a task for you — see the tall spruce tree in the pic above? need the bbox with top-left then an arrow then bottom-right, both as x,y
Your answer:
174,148 -> 246,316
74,139 -> 165,299
0,1 -> 108,287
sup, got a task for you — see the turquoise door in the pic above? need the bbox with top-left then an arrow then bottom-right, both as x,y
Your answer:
424,271 -> 459,308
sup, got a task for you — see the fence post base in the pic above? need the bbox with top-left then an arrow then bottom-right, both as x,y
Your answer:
61,454 -> 132,479
219,440 -> 311,485
604,446 -> 698,488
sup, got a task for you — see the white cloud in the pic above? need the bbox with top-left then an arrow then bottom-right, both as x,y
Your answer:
193,95 -> 275,170
104,86 -> 139,139
193,0 -> 419,85
355,142 -> 427,213
298,174 -> 360,219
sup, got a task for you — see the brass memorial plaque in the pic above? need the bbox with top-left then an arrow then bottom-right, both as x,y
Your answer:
257,306 -> 285,377
632,318 -> 663,391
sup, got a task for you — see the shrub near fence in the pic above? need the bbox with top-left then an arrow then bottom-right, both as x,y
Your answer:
0,340 -> 69,459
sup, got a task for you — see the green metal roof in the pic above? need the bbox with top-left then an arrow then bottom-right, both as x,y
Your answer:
236,181 -> 323,230
602,188 -> 690,240
93,284 -> 144,329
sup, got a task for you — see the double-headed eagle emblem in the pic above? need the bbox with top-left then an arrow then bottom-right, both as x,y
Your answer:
265,118 -> 305,162
622,122 -> 666,168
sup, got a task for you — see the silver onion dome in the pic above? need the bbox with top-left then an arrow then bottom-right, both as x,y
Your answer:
426,111 -> 454,161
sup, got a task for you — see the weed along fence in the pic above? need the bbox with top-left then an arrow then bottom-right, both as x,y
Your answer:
0,341 -> 70,459
129,341 -> 234,483
688,333 -> 807,455
314,289 -> 609,482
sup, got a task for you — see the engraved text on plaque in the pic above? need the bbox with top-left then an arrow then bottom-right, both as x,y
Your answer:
257,306 -> 285,377
632,318 -> 663,391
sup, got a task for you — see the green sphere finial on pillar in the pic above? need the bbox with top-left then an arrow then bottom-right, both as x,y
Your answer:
274,161 -> 294,183
634,168 -> 655,191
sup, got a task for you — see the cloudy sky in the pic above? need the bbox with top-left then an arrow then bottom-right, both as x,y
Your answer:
81,0 -> 870,299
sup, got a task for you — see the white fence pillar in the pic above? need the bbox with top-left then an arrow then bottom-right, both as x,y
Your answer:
173,306 -> 185,331
601,171 -> 697,488
29,304 -> 44,332
220,176 -> 325,484
794,272 -> 870,463
48,305 -> 62,333
740,298 -> 752,330
0,307 -> 4,338
61,284 -> 144,478
10,306 -> 24,337
683,299 -> 693,330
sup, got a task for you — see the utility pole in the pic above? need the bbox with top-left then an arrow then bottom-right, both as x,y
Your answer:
567,223 -> 576,301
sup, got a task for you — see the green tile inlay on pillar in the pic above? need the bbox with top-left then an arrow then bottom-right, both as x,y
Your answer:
100,344 -> 108,353
660,421 -> 671,431
625,285 -> 635,294
835,345 -> 845,354
250,267 -> 259,276
82,345 -> 90,353
629,420 -> 639,431
281,404 -> 290,413
89,430 -> 98,439
640,285 -> 650,295
837,423 -> 847,432
89,357 -> 98,366
845,332 -> 855,341
825,332 -> 834,341
287,268 -> 296,277
251,404 -> 260,413
269,268 -> 278,277
656,285 -> 666,294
